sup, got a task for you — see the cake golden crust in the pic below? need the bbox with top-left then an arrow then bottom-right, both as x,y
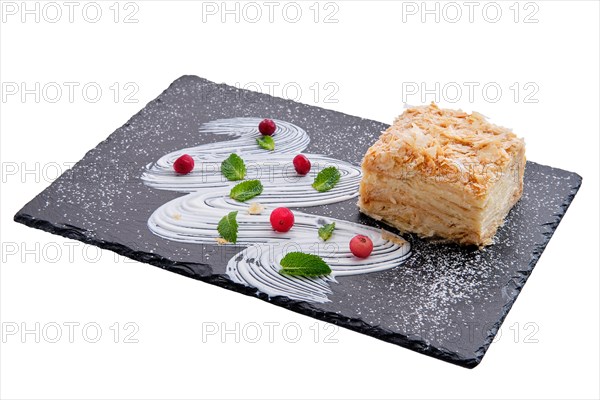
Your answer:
359,103 -> 526,246
362,103 -> 525,197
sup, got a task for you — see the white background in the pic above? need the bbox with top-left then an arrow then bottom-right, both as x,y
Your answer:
1,1 -> 599,399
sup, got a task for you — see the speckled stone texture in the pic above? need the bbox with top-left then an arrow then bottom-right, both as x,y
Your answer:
14,75 -> 582,368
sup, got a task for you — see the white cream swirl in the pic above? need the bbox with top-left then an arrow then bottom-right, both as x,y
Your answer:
142,118 -> 309,191
143,117 -> 411,303
227,228 -> 411,303
144,153 -> 360,206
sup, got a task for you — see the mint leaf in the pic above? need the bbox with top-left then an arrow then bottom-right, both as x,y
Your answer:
279,252 -> 332,277
318,222 -> 335,241
312,166 -> 341,192
221,153 -> 246,181
217,211 -> 238,243
230,180 -> 263,202
256,136 -> 275,151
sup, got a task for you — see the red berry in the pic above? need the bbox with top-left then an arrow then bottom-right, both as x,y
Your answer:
258,118 -> 276,136
293,154 -> 311,175
173,154 -> 194,174
270,207 -> 294,233
350,235 -> 373,258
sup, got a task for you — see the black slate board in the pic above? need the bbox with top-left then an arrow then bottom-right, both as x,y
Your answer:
14,75 -> 582,368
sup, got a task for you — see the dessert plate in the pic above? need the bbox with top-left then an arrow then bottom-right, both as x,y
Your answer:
14,76 -> 581,368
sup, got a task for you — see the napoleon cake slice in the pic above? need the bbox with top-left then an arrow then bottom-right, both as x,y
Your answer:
358,103 -> 526,246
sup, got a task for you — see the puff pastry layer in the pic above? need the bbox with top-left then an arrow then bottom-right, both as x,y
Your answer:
358,103 -> 526,246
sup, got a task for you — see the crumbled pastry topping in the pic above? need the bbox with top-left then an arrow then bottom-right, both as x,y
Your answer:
381,230 -> 407,246
215,238 -> 230,245
247,202 -> 265,215
172,213 -> 182,220
362,103 -> 525,195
